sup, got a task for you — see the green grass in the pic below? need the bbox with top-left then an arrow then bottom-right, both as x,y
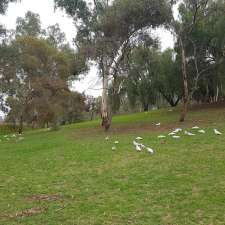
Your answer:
0,106 -> 225,224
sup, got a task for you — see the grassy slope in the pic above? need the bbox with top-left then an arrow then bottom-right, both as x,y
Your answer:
0,106 -> 225,225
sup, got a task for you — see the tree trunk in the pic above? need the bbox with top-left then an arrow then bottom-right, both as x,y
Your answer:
18,115 -> 23,134
143,103 -> 149,111
215,85 -> 219,103
90,111 -> 94,121
179,38 -> 189,122
101,73 -> 111,131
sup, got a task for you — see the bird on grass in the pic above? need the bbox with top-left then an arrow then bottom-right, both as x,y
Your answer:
192,126 -> 200,129
133,140 -> 155,154
114,141 -> 119,144
174,128 -> 182,133
135,145 -> 142,151
158,135 -> 166,138
156,123 -> 161,126
112,146 -> 117,151
172,136 -> 180,139
198,130 -> 205,134
184,131 -> 195,136
146,147 -> 154,154
105,136 -> 110,140
133,140 -> 142,150
133,140 -> 139,146
136,137 -> 143,140
214,129 -> 222,135
168,132 -> 176,136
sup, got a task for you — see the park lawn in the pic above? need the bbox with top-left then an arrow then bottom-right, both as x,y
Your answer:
0,105 -> 225,224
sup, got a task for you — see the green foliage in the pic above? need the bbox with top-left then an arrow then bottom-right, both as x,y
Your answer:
125,45 -> 160,111
2,35 -> 83,131
16,11 -> 42,37
173,0 -> 225,104
45,23 -> 66,48
156,48 -> 182,106
0,0 -> 17,15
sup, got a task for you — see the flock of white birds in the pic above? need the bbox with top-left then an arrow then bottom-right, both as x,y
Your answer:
107,123 -> 222,155
161,125 -> 222,140
0,123 -> 222,155
108,136 -> 155,154
0,133 -> 24,143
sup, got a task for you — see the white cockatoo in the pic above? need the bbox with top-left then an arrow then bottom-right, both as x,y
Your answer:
168,132 -> 176,136
158,135 -> 166,138
192,126 -> 200,129
146,147 -> 154,154
174,128 -> 182,133
156,123 -> 161,126
136,137 -> 143,140
133,140 -> 144,151
184,131 -> 195,136
172,135 -> 180,139
198,130 -> 205,134
214,129 -> 222,135
114,141 -> 119,144
135,144 -> 142,151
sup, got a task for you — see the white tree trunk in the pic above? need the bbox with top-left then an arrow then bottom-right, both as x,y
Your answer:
101,72 -> 111,131
179,37 -> 189,122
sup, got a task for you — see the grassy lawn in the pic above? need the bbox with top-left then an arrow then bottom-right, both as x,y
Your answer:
0,106 -> 225,224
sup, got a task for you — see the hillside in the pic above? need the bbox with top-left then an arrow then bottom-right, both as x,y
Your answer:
0,105 -> 225,224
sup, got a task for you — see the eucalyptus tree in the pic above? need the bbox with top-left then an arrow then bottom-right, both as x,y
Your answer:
16,11 -> 42,37
54,0 -> 172,130
156,49 -> 182,107
171,0 -> 225,121
124,40 -> 160,111
0,0 -> 19,109
45,23 -> 66,48
170,0 -> 203,121
4,36 -> 74,132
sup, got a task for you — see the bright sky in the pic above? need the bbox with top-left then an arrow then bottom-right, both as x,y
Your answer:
0,0 -> 175,101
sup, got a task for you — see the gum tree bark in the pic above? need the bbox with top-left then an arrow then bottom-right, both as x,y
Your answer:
179,37 -> 189,122
101,71 -> 111,131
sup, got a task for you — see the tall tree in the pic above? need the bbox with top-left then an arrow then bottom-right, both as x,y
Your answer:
45,23 -> 66,48
156,49 -> 182,107
16,11 -> 42,37
171,0 -> 225,121
4,36 -> 73,132
54,0 -> 172,130
125,44 -> 160,111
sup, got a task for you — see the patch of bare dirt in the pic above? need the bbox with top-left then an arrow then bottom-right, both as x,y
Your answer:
70,104 -> 225,139
27,194 -> 61,202
71,120 -> 212,139
8,207 -> 45,218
